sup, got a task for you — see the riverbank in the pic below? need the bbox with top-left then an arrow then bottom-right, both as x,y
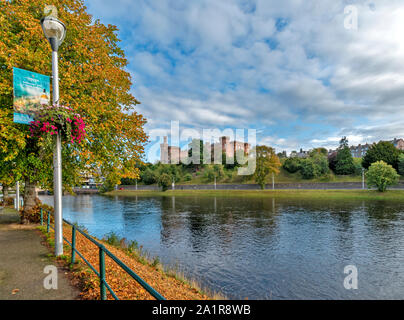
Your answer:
105,189 -> 404,201
37,219 -> 217,300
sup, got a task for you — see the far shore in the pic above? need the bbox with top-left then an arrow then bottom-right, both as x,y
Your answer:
104,189 -> 404,201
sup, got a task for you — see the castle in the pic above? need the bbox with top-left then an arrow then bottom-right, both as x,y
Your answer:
160,137 -> 189,164
160,136 -> 251,164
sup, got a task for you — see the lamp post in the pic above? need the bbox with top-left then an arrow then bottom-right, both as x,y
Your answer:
40,16 -> 66,256
362,168 -> 365,190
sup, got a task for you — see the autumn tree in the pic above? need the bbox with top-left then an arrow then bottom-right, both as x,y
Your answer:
0,108 -> 26,197
253,146 -> 281,189
0,0 -> 147,214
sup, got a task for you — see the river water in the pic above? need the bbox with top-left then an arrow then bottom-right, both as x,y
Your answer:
40,194 -> 404,300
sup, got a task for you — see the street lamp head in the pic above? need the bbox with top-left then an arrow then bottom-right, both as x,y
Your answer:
40,16 -> 66,52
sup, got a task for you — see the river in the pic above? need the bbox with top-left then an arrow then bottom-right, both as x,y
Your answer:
40,194 -> 404,300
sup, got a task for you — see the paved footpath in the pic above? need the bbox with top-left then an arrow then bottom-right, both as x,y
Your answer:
0,207 -> 79,300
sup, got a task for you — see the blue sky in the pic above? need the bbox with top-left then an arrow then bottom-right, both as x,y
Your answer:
84,0 -> 404,162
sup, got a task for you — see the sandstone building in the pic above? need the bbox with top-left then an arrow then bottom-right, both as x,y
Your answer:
160,136 -> 251,164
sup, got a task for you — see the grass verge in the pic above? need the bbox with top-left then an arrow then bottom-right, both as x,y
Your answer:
105,189 -> 404,201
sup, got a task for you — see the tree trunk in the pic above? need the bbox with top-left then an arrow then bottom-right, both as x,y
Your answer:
21,178 -> 38,224
2,184 -> 9,198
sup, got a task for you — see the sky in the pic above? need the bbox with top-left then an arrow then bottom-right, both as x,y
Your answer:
84,0 -> 404,162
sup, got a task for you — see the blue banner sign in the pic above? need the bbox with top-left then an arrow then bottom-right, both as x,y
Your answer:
13,67 -> 50,124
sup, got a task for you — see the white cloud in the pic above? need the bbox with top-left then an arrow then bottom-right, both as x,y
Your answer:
85,0 -> 404,161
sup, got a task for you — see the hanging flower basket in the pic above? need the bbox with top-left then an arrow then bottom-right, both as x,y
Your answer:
29,105 -> 86,144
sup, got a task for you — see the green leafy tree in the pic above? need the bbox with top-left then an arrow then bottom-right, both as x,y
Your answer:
253,146 -> 281,189
312,153 -> 329,175
335,147 -> 356,175
283,157 -> 301,173
362,141 -> 400,170
204,164 -> 225,182
398,154 -> 404,176
141,168 -> 157,185
157,164 -> 181,182
300,158 -> 317,179
366,161 -> 399,192
309,147 -> 328,157
157,173 -> 172,192
300,154 -> 329,179
339,136 -> 349,148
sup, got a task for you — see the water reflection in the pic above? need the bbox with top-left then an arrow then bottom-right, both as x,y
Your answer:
40,195 -> 404,300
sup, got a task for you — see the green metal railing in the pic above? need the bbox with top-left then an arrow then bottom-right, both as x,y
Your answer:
40,208 -> 165,300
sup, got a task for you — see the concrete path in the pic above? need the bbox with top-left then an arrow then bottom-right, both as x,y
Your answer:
0,207 -> 79,300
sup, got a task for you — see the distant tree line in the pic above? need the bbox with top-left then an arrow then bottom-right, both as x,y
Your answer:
120,137 -> 404,192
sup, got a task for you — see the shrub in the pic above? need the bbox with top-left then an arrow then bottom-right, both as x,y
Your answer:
283,157 -> 301,173
299,154 -> 329,179
184,173 -> 192,181
203,167 -> 215,181
1,197 -> 14,207
300,158 -> 317,179
157,173 -> 172,191
204,165 -> 225,182
20,199 -> 54,224
312,154 -> 329,175
104,232 -> 121,246
366,161 -> 399,192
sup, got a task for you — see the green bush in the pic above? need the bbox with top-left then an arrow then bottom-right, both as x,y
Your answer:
184,173 -> 192,181
283,157 -> 301,173
300,158 -> 317,179
104,232 -> 121,246
366,161 -> 399,192
141,168 -> 157,185
203,167 -> 214,181
299,154 -> 329,179
204,165 -> 225,182
157,173 -> 172,191
312,154 -> 329,175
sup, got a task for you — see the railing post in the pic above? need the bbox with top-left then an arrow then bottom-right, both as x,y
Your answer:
40,208 -> 43,226
71,225 -> 76,265
47,211 -> 50,233
99,245 -> 107,300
